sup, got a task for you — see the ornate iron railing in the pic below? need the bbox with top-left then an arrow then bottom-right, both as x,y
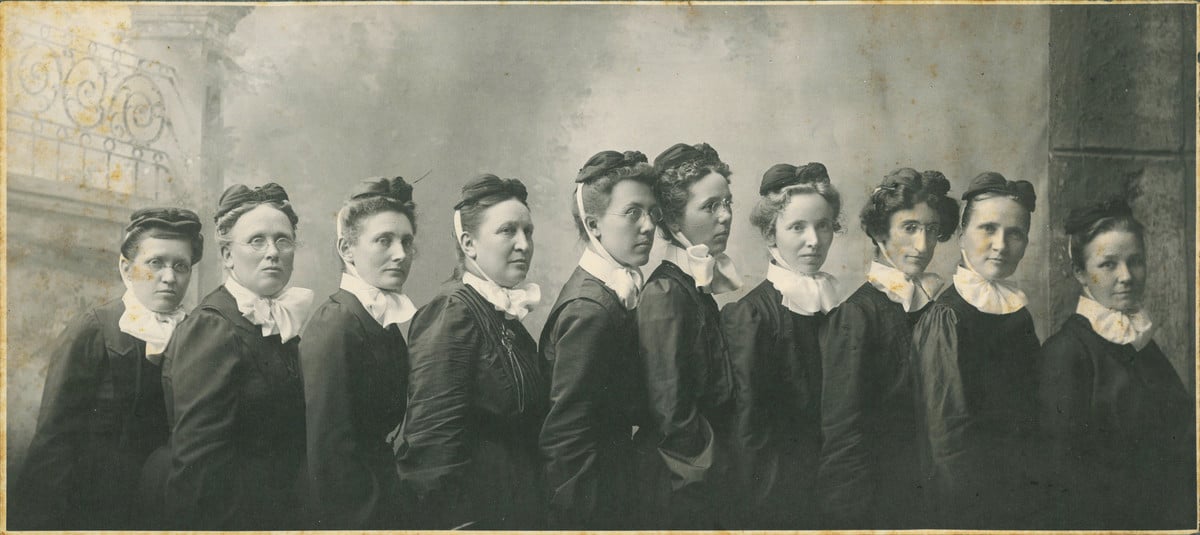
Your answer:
6,16 -> 182,199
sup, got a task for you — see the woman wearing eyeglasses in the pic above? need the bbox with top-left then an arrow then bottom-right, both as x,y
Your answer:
161,183 -> 314,530
393,174 -> 548,529
539,151 -> 658,529
11,208 -> 202,530
721,162 -> 842,529
634,143 -> 739,529
300,177 -> 417,529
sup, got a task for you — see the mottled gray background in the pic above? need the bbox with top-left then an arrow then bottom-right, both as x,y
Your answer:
5,4 -> 1194,481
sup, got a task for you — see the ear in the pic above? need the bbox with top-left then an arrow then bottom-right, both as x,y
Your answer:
336,237 -> 354,266
584,214 -> 601,240
763,224 -> 778,247
459,232 -> 477,259
221,244 -> 234,270
666,218 -> 682,235
119,256 -> 133,282
1072,265 -> 1090,288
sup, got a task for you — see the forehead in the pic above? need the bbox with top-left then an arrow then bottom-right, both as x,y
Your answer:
358,210 -> 414,235
686,171 -> 730,201
969,196 -> 1030,227
132,236 -> 193,259
1084,229 -> 1144,257
780,192 -> 834,220
889,201 -> 938,225
607,179 -> 656,206
479,198 -> 531,227
230,205 -> 293,236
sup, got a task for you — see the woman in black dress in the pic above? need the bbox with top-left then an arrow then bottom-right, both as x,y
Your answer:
911,172 -> 1042,528
817,168 -> 958,528
300,177 -> 417,529
12,208 -> 202,530
392,174 -> 549,529
1038,199 -> 1194,529
635,142 -> 739,529
161,183 -> 314,530
722,162 -> 842,528
539,151 -> 658,529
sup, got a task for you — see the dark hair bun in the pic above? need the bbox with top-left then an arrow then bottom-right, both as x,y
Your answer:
350,176 -> 414,204
759,162 -> 829,195
920,170 -> 951,197
455,174 -> 528,210
961,171 -> 1036,213
215,183 -> 290,222
576,150 -> 648,183
653,142 -> 720,174
126,207 -> 202,235
1065,198 -> 1134,235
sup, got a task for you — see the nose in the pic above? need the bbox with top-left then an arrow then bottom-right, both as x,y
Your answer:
262,240 -> 280,259
160,267 -> 177,284
1114,262 -> 1132,283
392,242 -> 408,263
513,231 -> 530,252
801,225 -> 818,248
913,229 -> 929,253
716,205 -> 732,226
639,213 -> 657,235
990,231 -> 1007,252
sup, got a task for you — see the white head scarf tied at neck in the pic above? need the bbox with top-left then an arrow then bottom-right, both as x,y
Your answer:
866,244 -> 943,312
117,260 -> 187,362
666,230 -> 743,295
953,249 -> 1027,314
454,209 -> 541,320
765,247 -> 839,315
574,184 -> 645,309
224,275 -> 314,342
1075,290 -> 1154,350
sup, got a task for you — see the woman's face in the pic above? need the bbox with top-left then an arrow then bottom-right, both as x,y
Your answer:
121,237 -> 194,313
341,210 -> 415,292
588,179 -> 658,267
222,205 -> 296,297
672,171 -> 733,255
1075,229 -> 1146,313
878,201 -> 940,277
959,196 -> 1031,281
772,193 -> 835,273
463,199 -> 534,288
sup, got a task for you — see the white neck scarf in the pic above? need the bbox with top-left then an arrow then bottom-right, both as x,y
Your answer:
574,185 -> 645,309
339,265 -> 416,329
866,245 -> 943,312
666,231 -> 743,295
953,250 -> 1027,314
224,275 -> 314,342
118,289 -> 186,361
1076,290 -> 1154,350
455,210 -> 542,320
765,247 -> 839,315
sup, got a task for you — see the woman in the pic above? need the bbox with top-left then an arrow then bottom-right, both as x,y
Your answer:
393,174 -> 549,529
722,162 -> 842,529
911,171 -> 1042,528
539,150 -> 658,529
635,142 -> 738,529
300,177 -> 417,529
1038,199 -> 1194,529
12,208 -> 202,530
817,168 -> 959,529
161,183 -> 314,530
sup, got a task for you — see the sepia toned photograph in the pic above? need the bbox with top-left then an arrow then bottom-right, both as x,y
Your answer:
3,1 -> 1196,531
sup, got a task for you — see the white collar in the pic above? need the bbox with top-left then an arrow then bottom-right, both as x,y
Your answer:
866,260 -> 943,312
1076,291 -> 1154,350
952,250 -> 1027,314
665,232 -> 743,294
578,247 -> 644,310
462,271 -> 541,321
224,275 -> 314,342
118,289 -> 186,361
339,267 -> 416,329
765,248 -> 839,315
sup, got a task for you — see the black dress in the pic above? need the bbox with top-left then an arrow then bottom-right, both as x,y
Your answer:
911,285 -> 1043,529
633,260 -> 735,529
393,280 -> 549,529
721,280 -> 824,529
1039,314 -> 1195,529
300,289 -> 410,529
817,282 -> 928,528
160,285 -> 308,530
539,266 -> 644,529
11,299 -> 168,530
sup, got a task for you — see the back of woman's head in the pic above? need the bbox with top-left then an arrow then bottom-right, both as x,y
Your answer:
859,168 -> 958,245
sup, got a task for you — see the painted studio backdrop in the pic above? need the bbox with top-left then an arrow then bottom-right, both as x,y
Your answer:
5,3 -> 1195,480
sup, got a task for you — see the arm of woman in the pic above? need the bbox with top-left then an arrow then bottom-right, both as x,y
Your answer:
393,294 -> 480,528
815,299 -> 877,527
12,310 -> 106,529
163,311 -> 243,529
300,302 -> 379,529
1037,329 -> 1094,528
539,298 -> 615,528
720,298 -> 776,517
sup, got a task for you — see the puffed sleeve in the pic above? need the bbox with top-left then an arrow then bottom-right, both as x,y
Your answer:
392,294 -> 480,528
1037,329 -> 1094,527
539,298 -> 615,528
720,297 -> 777,519
163,311 -> 244,529
815,299 -> 876,527
11,310 -> 106,529
910,304 -> 975,525
636,278 -> 714,488
300,302 -> 381,529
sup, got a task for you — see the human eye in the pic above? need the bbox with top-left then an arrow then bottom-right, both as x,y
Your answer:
376,235 -> 392,246
248,236 -> 268,249
926,223 -> 941,235
903,222 -> 920,234
147,258 -> 165,270
173,262 -> 192,274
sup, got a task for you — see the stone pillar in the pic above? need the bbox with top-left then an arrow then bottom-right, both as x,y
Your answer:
1048,5 -> 1196,387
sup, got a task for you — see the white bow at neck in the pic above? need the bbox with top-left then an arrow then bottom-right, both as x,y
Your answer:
574,185 -> 645,310
339,266 -> 416,329
866,248 -> 943,312
224,275 -> 314,342
952,250 -> 1027,314
1076,290 -> 1154,350
666,231 -> 743,295
766,248 -> 839,315
118,289 -> 186,362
